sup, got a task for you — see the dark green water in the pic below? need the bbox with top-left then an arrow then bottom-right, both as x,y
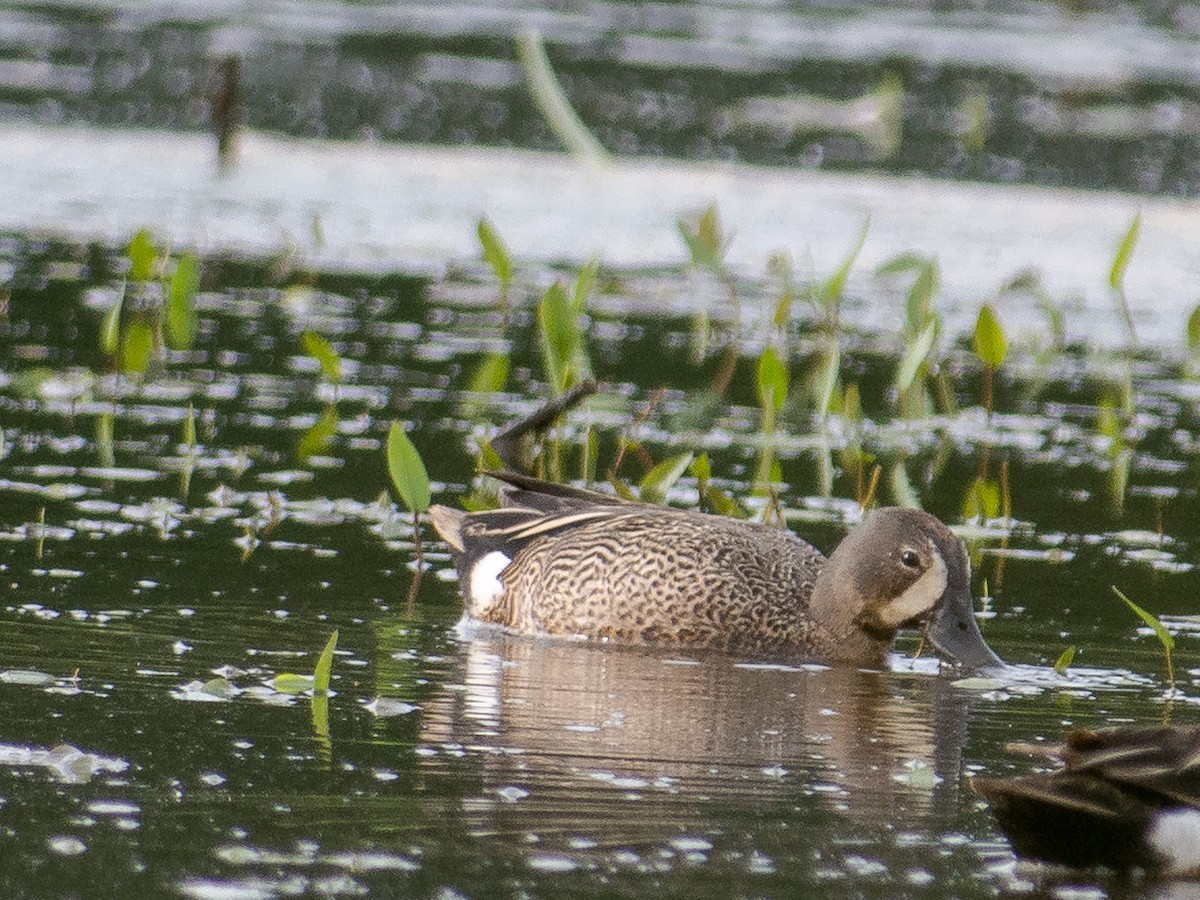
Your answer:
1,237 -> 1196,897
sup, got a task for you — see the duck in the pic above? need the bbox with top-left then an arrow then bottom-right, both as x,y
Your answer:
429,471 -> 1003,671
973,725 -> 1200,875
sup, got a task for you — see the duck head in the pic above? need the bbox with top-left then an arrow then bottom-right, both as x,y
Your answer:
812,507 -> 1003,671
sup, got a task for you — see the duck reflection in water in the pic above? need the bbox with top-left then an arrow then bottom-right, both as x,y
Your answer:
418,632 -> 982,842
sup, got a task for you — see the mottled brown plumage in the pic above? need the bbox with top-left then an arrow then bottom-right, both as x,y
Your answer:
430,472 -> 1001,669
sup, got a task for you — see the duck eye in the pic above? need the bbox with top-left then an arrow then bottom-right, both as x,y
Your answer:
899,549 -> 921,569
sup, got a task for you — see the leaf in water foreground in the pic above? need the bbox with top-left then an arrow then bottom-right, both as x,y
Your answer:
1053,645 -> 1076,675
639,451 -> 694,505
302,331 -> 342,384
1112,586 -> 1175,686
477,217 -> 513,290
313,629 -> 338,695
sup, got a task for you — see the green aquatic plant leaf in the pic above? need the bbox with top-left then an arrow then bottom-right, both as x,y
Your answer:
639,452 -> 695,506
100,290 -> 123,357
477,218 -> 513,289
538,281 -> 579,393
1187,304 -> 1200,353
1108,213 -> 1141,290
313,629 -> 338,695
515,28 -> 611,164
182,403 -> 196,447
297,405 -> 338,461
1112,586 -> 1175,685
678,203 -> 729,275
962,477 -> 1000,521
756,346 -> 789,417
894,319 -> 938,395
302,331 -> 342,384
386,423 -> 431,514
813,343 -> 840,419
973,304 -> 1007,368
272,673 -> 314,694
120,320 -> 154,376
1053,645 -> 1076,675
820,217 -> 869,310
904,258 -> 939,334
573,257 -> 600,313
875,252 -> 926,276
167,253 -> 199,350
467,352 -> 510,395
126,228 -> 158,282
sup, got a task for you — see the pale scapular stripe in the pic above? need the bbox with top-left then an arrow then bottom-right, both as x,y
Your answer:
878,549 -> 947,628
484,509 -> 636,543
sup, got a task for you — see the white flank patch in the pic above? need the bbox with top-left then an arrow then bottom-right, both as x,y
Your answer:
879,551 -> 948,628
1147,808 -> 1200,876
469,551 -> 511,613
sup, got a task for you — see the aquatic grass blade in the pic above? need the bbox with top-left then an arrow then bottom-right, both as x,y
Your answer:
477,218 -> 513,288
313,629 -> 338,695
814,343 -> 840,419
1187,304 -> 1200,353
302,331 -> 342,384
167,253 -> 199,350
973,304 -> 1007,368
1054,645 -> 1076,675
1112,587 -> 1174,652
894,319 -> 937,395
904,259 -> 939,334
756,346 -> 789,416
820,217 -> 869,308
100,285 -> 123,356
386,423 -> 431,514
297,405 -> 339,461
639,452 -> 695,505
121,320 -> 154,376
538,281 -> 578,393
1108,213 -> 1141,290
1112,586 -> 1175,685
466,352 -> 510,395
573,257 -> 600,313
515,28 -> 610,165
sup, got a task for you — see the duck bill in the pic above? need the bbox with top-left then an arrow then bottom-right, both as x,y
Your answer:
924,588 -> 1003,672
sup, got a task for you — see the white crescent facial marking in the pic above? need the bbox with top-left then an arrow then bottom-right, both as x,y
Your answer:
469,550 -> 511,614
878,548 -> 948,629
1147,808 -> 1200,875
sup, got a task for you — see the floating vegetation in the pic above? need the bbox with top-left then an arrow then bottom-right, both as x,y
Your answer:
1112,586 -> 1175,689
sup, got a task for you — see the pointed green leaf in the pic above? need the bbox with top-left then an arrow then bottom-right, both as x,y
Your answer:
1112,586 -> 1174,652
477,218 -> 513,288
756,346 -> 789,415
313,629 -> 338,694
905,259 -> 939,333
386,422 -> 431,514
538,281 -> 578,393
100,291 -> 122,356
167,253 -> 199,350
895,319 -> 938,394
1187,305 -> 1200,352
1053,645 -> 1076,675
302,331 -> 342,384
573,257 -> 599,313
127,228 -> 158,282
639,451 -> 695,505
297,405 -> 339,461
813,344 -> 840,418
467,352 -> 510,395
121,320 -> 154,376
820,217 -> 869,307
973,304 -> 1008,368
182,403 -> 196,447
689,451 -> 712,485
875,252 -> 926,276
1108,213 -> 1141,290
